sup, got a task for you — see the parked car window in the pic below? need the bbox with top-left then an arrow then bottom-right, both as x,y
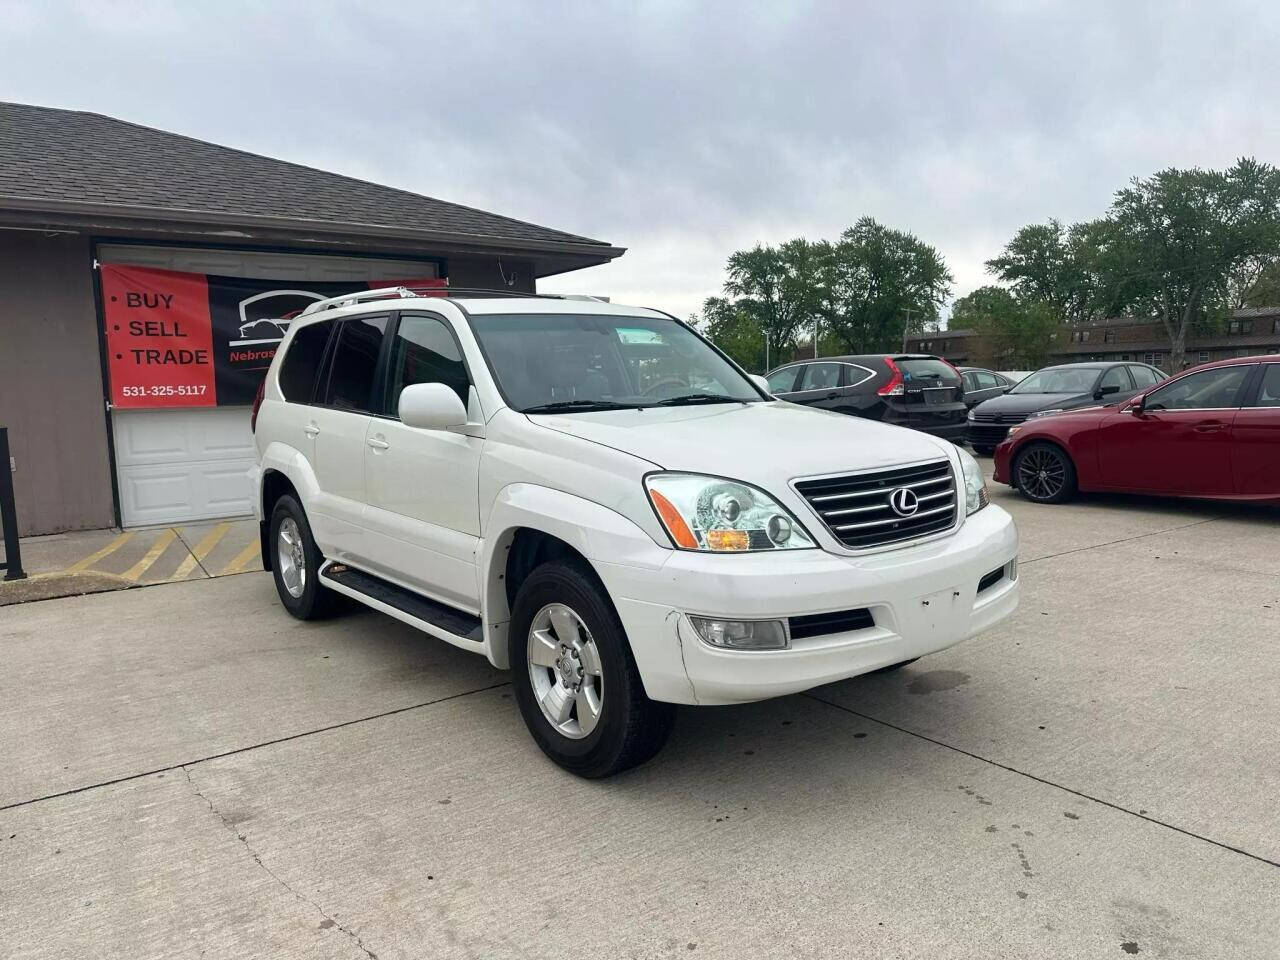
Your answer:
278,319 -> 333,403
1253,364 -> 1280,407
799,362 -> 842,391
384,314 -> 470,413
1145,365 -> 1251,411
962,372 -> 977,390
1098,366 -> 1133,393
765,366 -> 800,393
323,315 -> 389,412
898,358 -> 958,382
974,371 -> 1001,390
1009,367 -> 1101,394
1128,365 -> 1161,387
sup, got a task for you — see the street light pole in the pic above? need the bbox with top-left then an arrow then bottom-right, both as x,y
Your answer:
901,307 -> 918,352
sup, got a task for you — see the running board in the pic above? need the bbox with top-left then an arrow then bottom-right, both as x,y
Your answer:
319,562 -> 484,647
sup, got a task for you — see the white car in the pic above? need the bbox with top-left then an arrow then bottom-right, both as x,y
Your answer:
251,288 -> 1019,777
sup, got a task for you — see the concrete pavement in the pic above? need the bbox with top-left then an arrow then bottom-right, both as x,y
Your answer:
2,475 -> 1278,958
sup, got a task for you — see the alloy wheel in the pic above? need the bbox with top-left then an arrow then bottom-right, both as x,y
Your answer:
276,517 -> 307,598
526,603 -> 604,740
1017,448 -> 1067,501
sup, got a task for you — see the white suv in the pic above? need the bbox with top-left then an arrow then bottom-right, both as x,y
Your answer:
251,288 -> 1019,777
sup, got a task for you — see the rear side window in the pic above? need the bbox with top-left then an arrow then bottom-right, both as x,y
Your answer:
278,320 -> 333,403
1129,365 -> 1160,387
898,358 -> 959,383
765,367 -> 800,392
799,362 -> 842,390
323,316 -> 389,412
974,371 -> 1001,389
384,314 -> 470,412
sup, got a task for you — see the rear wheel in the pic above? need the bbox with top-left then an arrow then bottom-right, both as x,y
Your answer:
269,495 -> 342,619
509,561 -> 675,778
1014,442 -> 1078,504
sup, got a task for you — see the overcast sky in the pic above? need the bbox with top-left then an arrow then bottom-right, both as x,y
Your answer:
4,1 -> 1279,319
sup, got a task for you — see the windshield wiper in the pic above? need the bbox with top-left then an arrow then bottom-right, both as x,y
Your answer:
521,399 -> 643,414
652,393 -> 751,407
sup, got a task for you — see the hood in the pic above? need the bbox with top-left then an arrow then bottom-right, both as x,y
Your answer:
529,401 -> 954,490
973,391 -> 1094,416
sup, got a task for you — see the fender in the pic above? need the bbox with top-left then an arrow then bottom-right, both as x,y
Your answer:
257,441 -> 323,512
478,483 -> 670,669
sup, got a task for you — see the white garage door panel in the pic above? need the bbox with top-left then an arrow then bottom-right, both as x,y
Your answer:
99,245 -> 437,526
113,407 -> 256,527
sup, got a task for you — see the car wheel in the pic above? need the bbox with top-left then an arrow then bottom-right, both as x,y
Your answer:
269,494 -> 342,619
509,561 -> 675,778
1014,442 -> 1078,504
971,444 -> 996,457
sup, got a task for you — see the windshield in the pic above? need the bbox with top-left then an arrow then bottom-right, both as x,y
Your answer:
469,313 -> 763,412
1009,367 -> 1101,394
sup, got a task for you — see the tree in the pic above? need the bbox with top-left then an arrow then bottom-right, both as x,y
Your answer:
723,239 -> 823,370
1228,254 -> 1280,308
951,286 -> 1057,368
985,218 -> 1115,324
693,296 -> 766,372
1101,158 -> 1280,370
819,217 -> 953,353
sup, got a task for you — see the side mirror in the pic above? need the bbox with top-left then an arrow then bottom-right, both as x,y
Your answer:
750,374 -> 771,393
1128,394 -> 1146,414
1095,384 -> 1121,398
399,383 -> 467,431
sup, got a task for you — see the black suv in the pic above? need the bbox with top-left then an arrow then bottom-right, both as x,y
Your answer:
966,360 -> 1166,453
765,355 -> 967,441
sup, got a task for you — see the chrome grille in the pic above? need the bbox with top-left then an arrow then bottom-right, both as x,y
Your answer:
794,460 -> 958,550
970,412 -> 1027,424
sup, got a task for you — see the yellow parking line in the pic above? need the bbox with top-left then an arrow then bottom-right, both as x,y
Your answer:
220,539 -> 261,576
168,521 -> 232,582
120,528 -> 178,582
65,531 -> 134,573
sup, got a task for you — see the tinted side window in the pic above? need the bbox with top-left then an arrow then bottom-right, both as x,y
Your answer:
385,315 -> 470,413
765,367 -> 800,392
975,371 -> 1000,389
1098,366 -> 1133,392
323,315 -> 389,412
278,320 -> 333,403
1129,365 -> 1160,387
1252,364 -> 1280,407
1146,365 -> 1251,411
800,362 -> 842,390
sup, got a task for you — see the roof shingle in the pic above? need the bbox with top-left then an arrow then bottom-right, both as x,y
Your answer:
0,102 -> 612,250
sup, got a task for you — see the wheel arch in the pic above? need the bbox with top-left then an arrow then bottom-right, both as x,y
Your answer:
256,442 -> 322,572
1010,437 -> 1077,491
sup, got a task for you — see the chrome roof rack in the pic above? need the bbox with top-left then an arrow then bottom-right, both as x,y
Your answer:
298,286 -> 423,317
297,285 -> 605,317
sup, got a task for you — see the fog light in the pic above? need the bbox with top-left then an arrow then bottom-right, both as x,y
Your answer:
688,616 -> 789,650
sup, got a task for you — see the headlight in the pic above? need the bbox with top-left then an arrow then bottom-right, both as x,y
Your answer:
956,448 -> 989,516
644,473 -> 816,552
1027,408 -> 1065,419
967,409 -> 976,421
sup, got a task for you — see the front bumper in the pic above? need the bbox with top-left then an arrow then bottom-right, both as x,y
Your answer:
968,422 -> 1015,447
595,504 -> 1019,705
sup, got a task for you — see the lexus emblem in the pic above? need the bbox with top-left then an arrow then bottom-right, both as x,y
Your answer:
888,487 -> 919,517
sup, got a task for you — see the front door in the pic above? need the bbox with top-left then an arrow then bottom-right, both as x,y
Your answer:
307,314 -> 389,565
1096,363 -> 1253,496
1231,362 -> 1280,497
363,312 -> 483,612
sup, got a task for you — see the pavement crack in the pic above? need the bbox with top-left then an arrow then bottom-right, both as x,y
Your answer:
172,527 -> 214,579
182,764 -> 379,959
1019,516 -> 1223,567
804,691 -> 1280,871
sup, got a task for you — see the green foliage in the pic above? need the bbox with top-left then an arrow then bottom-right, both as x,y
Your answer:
692,296 -> 766,372
722,239 -> 824,367
951,286 -> 1056,368
985,219 -> 1117,324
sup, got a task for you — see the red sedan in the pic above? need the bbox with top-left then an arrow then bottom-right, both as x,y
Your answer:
993,356 -> 1280,504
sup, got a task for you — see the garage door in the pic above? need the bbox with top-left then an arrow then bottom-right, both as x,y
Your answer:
99,245 -> 437,527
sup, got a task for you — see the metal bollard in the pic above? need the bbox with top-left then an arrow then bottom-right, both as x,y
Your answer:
0,427 -> 26,581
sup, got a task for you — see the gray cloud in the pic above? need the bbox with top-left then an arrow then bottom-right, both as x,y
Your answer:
4,0 -> 1278,318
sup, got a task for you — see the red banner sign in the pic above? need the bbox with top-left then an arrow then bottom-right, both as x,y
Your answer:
100,265 -> 444,408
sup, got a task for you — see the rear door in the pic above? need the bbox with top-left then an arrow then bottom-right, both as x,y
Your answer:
897,357 -> 966,429
1096,363 -> 1253,495
1230,362 -> 1280,497
788,361 -> 846,411
307,313 -> 390,564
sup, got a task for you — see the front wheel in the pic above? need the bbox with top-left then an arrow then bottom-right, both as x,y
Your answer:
1014,442 -> 1078,504
509,561 -> 675,778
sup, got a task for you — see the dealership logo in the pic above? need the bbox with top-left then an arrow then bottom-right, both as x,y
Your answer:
230,289 -> 326,346
888,487 -> 919,517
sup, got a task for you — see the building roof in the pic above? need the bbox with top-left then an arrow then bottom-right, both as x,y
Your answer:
0,102 -> 622,269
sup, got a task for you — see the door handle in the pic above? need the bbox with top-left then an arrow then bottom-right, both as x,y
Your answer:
304,425 -> 320,438
367,437 -> 390,450
1193,422 -> 1225,433
826,392 -> 839,400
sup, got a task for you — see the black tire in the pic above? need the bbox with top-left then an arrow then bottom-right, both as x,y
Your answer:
509,561 -> 675,778
1014,442 -> 1078,504
870,657 -> 920,674
971,444 -> 996,457
268,494 -> 342,620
